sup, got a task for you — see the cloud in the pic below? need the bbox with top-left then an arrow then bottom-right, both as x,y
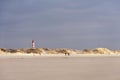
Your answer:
0,0 -> 120,49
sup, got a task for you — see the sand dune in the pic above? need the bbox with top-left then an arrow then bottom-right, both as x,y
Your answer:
0,48 -> 120,56
1,48 -> 120,80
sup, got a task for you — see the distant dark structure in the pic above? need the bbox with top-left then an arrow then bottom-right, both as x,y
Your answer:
32,40 -> 35,48
65,52 -> 70,56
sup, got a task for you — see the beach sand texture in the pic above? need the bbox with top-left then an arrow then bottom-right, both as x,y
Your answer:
0,56 -> 120,80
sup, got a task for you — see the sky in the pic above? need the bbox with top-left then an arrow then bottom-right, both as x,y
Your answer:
0,0 -> 120,50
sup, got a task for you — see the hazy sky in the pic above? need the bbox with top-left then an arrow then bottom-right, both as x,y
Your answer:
0,0 -> 120,49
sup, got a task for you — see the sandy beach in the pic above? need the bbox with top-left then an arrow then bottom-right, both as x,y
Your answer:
1,0 -> 120,80
0,55 -> 120,80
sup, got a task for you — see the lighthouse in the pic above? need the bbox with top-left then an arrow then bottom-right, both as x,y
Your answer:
32,40 -> 35,48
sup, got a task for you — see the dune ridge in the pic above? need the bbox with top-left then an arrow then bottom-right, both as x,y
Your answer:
0,48 -> 120,56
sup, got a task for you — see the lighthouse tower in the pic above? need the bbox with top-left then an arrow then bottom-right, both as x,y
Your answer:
32,40 -> 35,48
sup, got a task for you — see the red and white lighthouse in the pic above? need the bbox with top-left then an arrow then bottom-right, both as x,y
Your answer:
32,40 -> 35,48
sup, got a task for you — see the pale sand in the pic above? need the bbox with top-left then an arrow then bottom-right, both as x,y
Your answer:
0,55 -> 120,80
0,52 -> 120,57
